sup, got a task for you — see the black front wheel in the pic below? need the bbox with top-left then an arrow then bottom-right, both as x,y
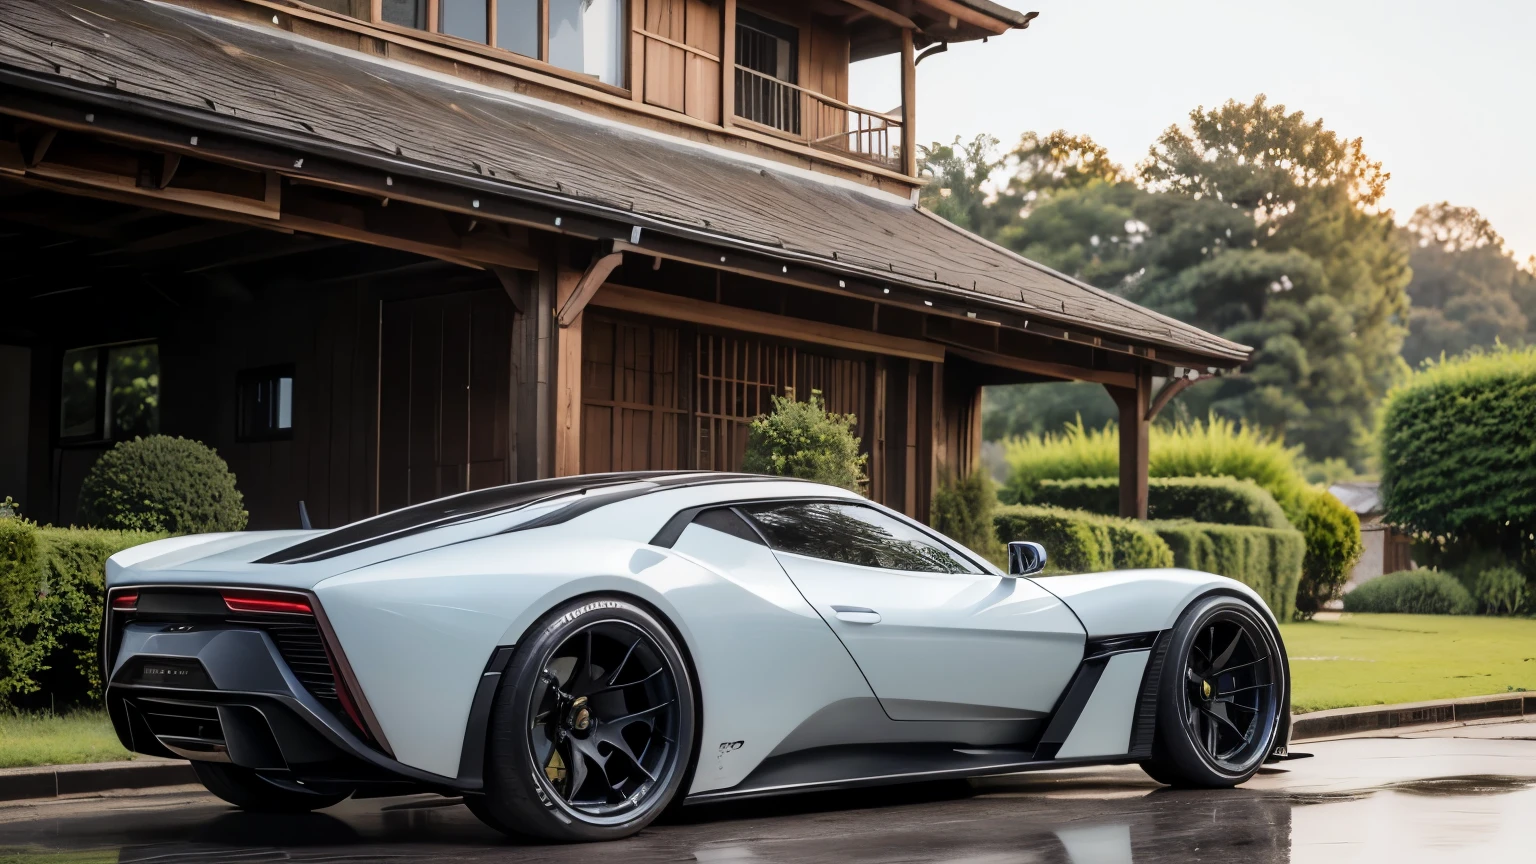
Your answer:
1141,595 -> 1285,788
472,596 -> 696,842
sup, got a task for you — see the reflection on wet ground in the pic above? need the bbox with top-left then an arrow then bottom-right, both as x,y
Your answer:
4,724 -> 1535,863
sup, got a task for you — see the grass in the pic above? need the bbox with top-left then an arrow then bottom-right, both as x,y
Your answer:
1279,613 -> 1536,713
0,710 -> 134,769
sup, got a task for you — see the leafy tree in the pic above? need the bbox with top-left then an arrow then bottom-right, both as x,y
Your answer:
1132,96 -> 1411,465
917,134 -> 1001,235
1399,203 -> 1536,366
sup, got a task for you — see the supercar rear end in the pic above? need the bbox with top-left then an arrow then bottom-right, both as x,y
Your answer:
102,585 -> 416,795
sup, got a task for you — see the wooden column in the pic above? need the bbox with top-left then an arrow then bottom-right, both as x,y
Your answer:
721,0 -> 736,127
553,262 -> 584,477
513,253 -> 557,480
1106,369 -> 1151,519
899,27 -> 916,178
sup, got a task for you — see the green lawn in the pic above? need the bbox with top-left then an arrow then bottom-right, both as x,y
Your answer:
0,710 -> 134,769
1279,613 -> 1536,713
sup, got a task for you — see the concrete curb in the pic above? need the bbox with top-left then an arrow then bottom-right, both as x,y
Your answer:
0,759 -> 196,803
1291,693 -> 1536,742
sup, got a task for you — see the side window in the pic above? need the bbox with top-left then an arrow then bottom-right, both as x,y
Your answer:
742,502 -> 980,575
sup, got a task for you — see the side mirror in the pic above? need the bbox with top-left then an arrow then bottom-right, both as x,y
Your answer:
1008,541 -> 1047,577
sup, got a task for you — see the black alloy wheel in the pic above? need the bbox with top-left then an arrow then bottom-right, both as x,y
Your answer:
1142,595 -> 1284,787
473,597 -> 696,842
529,621 -> 681,817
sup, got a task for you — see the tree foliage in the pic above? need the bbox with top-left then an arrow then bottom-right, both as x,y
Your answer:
1400,203 -> 1536,366
741,390 -> 868,493
930,471 -> 1006,567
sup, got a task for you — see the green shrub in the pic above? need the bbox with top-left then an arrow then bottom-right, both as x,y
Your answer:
79,436 -> 247,534
994,505 -> 1172,574
1380,345 -> 1536,567
931,471 -> 1006,567
742,390 -> 867,493
1036,476 -> 1291,529
1001,416 -> 1309,523
0,519 -> 166,709
1343,570 -> 1476,615
1473,567 -> 1529,615
1295,488 -> 1365,620
1149,520 -> 1306,620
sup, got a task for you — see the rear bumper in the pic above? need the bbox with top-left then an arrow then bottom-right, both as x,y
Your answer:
106,622 -> 472,794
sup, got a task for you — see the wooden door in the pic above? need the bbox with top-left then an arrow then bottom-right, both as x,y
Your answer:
378,289 -> 512,511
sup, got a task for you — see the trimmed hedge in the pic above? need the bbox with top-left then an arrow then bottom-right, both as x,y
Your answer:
80,435 -> 247,534
931,471 -> 1007,568
0,519 -> 166,709
993,505 -> 1173,574
1148,520 -> 1305,621
1380,345 -> 1536,565
1035,476 -> 1291,529
1343,570 -> 1476,615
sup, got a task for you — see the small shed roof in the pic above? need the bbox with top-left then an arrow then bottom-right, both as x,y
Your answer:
0,0 -> 1248,365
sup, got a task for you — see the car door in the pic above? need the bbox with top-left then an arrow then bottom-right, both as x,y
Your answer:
740,500 -> 1086,722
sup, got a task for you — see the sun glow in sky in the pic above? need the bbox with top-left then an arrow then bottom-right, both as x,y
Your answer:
853,0 -> 1536,260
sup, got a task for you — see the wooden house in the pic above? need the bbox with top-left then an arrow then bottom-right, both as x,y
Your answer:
0,0 -> 1248,530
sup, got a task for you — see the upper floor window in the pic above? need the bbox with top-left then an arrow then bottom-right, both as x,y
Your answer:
382,0 -> 626,88
59,342 -> 159,443
734,9 -> 799,133
742,502 -> 981,575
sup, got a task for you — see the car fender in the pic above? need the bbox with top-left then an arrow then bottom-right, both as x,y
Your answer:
1031,569 -> 1280,637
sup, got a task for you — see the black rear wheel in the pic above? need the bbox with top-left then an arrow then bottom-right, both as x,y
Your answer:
192,761 -> 352,812
1141,595 -> 1284,787
472,597 -> 696,842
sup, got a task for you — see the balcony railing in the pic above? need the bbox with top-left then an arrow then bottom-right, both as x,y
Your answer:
733,65 -> 901,170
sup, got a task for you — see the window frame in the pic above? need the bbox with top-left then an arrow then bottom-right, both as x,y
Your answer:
57,340 -> 160,447
235,364 -> 297,443
661,496 -> 996,577
368,0 -> 632,94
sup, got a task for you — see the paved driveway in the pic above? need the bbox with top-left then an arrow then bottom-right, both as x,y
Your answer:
3,721 -> 1533,863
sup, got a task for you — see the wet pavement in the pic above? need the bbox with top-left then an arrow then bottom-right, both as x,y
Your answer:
3,720 -> 1534,863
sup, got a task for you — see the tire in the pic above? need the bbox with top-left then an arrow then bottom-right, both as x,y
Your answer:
471,596 -> 697,842
1141,595 -> 1285,788
192,761 -> 352,812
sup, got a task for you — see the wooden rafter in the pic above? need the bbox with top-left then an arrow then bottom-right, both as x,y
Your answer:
556,242 -> 623,328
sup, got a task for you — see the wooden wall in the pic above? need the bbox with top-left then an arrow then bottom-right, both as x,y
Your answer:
640,0 -> 723,124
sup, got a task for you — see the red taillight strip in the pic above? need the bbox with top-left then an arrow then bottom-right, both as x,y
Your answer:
222,592 -> 313,615
110,591 -> 139,611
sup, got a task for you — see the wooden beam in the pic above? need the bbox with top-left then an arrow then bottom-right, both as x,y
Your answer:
1106,370 -> 1151,520
721,0 -> 736,128
946,346 -> 1136,389
553,259 -> 583,476
590,282 -> 945,362
21,127 -> 56,168
1147,374 -> 1197,421
490,265 -> 526,314
900,27 -> 917,177
628,0 -> 644,100
914,0 -> 1013,34
836,0 -> 918,30
556,243 -> 624,327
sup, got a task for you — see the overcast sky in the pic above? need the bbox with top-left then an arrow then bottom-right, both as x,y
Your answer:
852,0 -> 1536,259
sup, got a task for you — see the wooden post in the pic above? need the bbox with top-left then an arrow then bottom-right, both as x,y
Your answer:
628,0 -> 643,100
899,27 -> 916,178
553,262 -> 584,477
1106,369 -> 1151,519
721,0 -> 736,127
514,254 -> 557,481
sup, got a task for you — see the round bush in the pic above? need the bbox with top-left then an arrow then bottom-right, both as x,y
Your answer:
79,436 -> 247,534
931,471 -> 1006,567
1295,488 -> 1364,619
741,390 -> 867,493
1342,570 -> 1475,615
1472,566 -> 1529,615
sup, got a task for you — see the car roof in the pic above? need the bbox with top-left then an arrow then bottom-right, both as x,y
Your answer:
255,471 -> 817,564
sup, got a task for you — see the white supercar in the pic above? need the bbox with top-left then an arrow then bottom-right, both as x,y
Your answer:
103,471 -> 1292,841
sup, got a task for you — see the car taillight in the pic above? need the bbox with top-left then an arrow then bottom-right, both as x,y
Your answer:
110,591 -> 139,611
222,592 -> 313,615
